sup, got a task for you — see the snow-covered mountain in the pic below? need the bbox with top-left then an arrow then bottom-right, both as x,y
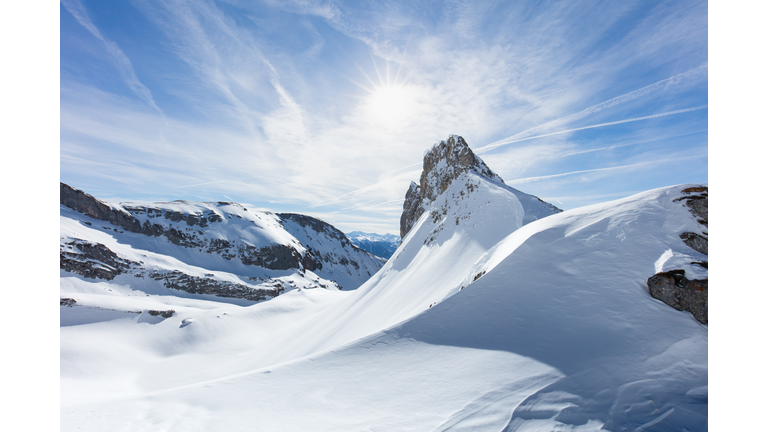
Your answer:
61,136 -> 707,431
60,182 -> 385,308
346,231 -> 400,259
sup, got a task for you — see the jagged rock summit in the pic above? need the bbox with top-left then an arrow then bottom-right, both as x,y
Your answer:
400,134 -> 560,238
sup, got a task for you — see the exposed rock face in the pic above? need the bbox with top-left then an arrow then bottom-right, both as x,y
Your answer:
60,238 -> 283,301
420,135 -> 504,201
400,135 -> 504,238
648,270 -> 707,324
648,185 -> 708,325
674,186 -> 708,255
674,186 -> 708,226
60,182 -> 143,232
60,239 -> 141,280
400,182 -> 423,239
399,135 -> 559,238
680,232 -> 708,255
238,243 -> 301,271
148,271 -> 283,302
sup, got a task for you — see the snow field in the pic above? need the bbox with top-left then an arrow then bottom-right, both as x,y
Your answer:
60,180 -> 707,431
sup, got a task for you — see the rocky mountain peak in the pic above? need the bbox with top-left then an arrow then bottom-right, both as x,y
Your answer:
420,135 -> 503,202
400,135 -> 503,238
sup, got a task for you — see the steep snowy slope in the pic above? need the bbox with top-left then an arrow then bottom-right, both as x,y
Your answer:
61,136 -> 707,431
60,135 -> 561,412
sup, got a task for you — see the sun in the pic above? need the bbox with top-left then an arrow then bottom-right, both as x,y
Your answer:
366,84 -> 416,128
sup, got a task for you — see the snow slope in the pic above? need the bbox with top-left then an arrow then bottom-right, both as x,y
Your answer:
61,182 -> 707,431
60,136 -> 706,430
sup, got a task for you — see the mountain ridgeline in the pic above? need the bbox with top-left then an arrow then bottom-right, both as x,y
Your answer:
60,182 -> 385,302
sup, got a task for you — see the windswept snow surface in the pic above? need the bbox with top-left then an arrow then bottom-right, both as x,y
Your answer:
61,183 -> 707,431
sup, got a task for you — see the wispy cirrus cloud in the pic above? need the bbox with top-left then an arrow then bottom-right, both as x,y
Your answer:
61,0 -> 161,113
477,104 -> 708,154
506,153 -> 708,186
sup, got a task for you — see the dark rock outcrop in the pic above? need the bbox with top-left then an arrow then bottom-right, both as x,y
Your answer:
60,182 -> 143,232
680,232 -> 708,255
674,186 -> 708,226
674,186 -> 708,255
60,298 -> 77,307
647,185 -> 709,325
149,271 -> 282,302
60,239 -> 141,280
147,309 -> 176,318
238,243 -> 302,271
648,270 -> 707,324
400,182 -> 423,239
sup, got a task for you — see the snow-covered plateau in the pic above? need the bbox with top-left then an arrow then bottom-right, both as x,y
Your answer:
61,136 -> 707,431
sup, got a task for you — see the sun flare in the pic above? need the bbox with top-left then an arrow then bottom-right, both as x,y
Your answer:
366,84 -> 415,128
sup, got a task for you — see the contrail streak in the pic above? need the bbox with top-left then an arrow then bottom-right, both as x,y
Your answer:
506,154 -> 707,185
482,64 -> 708,149
177,180 -> 228,189
476,105 -> 707,154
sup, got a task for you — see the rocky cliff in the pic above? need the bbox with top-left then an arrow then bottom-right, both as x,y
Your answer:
400,135 -> 561,238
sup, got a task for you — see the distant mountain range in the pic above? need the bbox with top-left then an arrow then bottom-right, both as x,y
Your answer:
345,231 -> 400,259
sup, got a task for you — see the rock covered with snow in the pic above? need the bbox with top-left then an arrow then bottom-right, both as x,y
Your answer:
60,183 -> 385,304
400,134 -> 561,238
648,185 -> 708,323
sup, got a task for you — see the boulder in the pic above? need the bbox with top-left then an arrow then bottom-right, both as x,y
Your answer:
648,270 -> 707,324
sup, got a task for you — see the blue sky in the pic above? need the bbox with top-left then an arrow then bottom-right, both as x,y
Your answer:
60,0 -> 708,235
